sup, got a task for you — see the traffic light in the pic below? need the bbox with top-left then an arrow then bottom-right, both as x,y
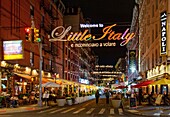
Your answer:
34,28 -> 41,42
25,27 -> 31,41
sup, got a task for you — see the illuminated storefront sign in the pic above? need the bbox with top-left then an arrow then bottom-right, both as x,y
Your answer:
79,78 -> 89,84
3,40 -> 24,60
160,11 -> 167,55
49,24 -> 135,46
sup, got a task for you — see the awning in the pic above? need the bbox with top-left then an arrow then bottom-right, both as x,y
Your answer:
150,78 -> 170,85
132,80 -> 154,88
115,85 -> 127,89
42,82 -> 61,87
14,73 -> 32,80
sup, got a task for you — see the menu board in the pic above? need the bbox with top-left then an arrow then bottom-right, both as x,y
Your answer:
130,97 -> 137,108
155,94 -> 162,105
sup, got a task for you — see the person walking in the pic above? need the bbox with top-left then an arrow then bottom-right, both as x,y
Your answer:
105,90 -> 110,104
95,90 -> 100,104
43,89 -> 50,106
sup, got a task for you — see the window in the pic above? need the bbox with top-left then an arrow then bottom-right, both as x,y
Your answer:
155,49 -> 158,64
65,48 -> 68,55
68,61 -> 70,69
30,5 -> 34,17
147,37 -> 150,48
68,49 -> 70,58
49,59 -> 52,71
41,15 -> 44,28
30,52 -> 34,66
152,5 -> 154,17
147,15 -> 150,25
152,29 -> 154,42
65,60 -> 67,67
147,57 -> 150,70
65,73 -> 67,79
156,0 -> 158,9
152,53 -> 154,67
155,24 -> 158,38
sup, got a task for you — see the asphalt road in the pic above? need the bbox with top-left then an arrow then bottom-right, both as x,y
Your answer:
0,98 -> 144,117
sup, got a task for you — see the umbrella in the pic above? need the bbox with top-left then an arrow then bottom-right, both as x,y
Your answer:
150,78 -> 170,113
1,84 -> 6,88
132,80 -> 154,88
42,82 -> 61,87
150,78 -> 170,85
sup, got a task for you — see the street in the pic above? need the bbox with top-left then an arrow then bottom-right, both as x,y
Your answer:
0,98 -> 144,117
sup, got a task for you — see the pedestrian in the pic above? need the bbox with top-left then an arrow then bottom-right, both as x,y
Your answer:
95,90 -> 100,104
105,90 -> 110,104
43,89 -> 50,106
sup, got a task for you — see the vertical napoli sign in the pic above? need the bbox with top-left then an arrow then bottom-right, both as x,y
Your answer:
160,11 -> 167,55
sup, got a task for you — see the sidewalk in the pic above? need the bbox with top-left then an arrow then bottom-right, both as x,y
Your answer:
0,102 -> 57,114
123,99 -> 170,116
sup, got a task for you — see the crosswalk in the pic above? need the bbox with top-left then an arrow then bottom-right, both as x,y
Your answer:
37,107 -> 124,115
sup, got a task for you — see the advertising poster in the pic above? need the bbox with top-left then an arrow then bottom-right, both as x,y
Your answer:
129,50 -> 136,73
3,40 -> 24,60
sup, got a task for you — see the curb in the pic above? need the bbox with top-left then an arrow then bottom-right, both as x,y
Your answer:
0,105 -> 55,114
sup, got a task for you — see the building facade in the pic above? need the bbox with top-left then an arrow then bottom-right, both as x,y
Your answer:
0,0 -> 65,94
63,6 -> 97,86
136,0 -> 170,94
127,0 -> 140,84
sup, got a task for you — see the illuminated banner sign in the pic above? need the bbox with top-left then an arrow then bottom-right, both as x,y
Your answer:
95,65 -> 114,68
49,24 -> 135,46
160,11 -> 167,55
129,50 -> 136,73
3,40 -> 24,60
80,23 -> 104,28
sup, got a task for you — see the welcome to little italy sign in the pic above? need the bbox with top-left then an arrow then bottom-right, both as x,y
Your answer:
49,24 -> 135,48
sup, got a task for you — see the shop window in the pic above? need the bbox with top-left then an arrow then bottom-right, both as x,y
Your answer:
152,86 -> 154,93
156,85 -> 158,94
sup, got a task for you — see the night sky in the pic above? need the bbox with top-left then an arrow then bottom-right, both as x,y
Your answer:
62,0 -> 135,66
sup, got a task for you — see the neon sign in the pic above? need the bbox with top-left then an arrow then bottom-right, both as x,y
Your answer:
160,11 -> 167,55
49,24 -> 135,46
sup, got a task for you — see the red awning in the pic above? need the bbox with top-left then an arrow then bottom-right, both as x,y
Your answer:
115,85 -> 127,89
132,80 -> 154,88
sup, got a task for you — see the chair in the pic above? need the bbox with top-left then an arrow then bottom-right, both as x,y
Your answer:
29,96 -> 35,104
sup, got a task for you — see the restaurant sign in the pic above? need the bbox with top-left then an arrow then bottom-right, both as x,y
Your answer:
3,40 -> 24,60
160,11 -> 167,55
49,24 -> 135,47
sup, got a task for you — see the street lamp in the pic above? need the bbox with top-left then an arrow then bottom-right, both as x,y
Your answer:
38,42 -> 43,107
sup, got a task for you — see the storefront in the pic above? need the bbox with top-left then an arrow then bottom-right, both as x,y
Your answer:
147,63 -> 170,94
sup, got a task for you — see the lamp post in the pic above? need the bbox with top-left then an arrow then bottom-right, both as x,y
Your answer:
38,42 -> 43,107
30,16 -> 43,107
